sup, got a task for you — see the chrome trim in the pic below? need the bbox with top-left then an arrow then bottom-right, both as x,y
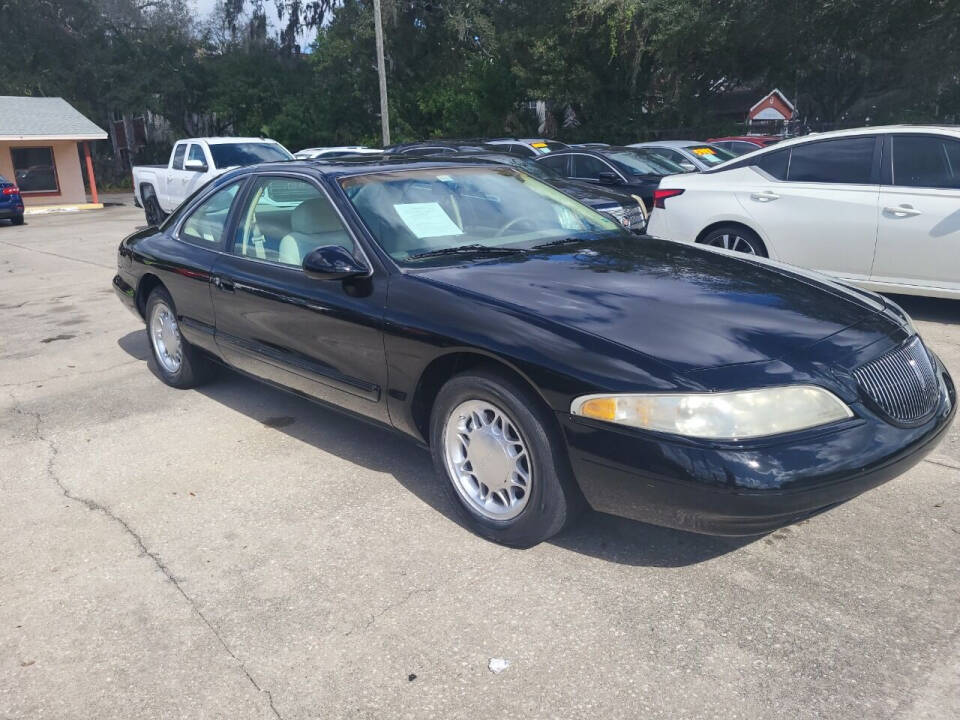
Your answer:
853,337 -> 940,425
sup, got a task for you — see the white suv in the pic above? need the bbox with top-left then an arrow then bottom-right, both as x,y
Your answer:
646,126 -> 960,299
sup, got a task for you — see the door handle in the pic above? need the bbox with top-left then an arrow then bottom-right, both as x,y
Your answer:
883,204 -> 921,218
212,276 -> 235,293
750,191 -> 780,202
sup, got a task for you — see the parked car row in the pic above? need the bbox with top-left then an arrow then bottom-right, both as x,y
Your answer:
114,153 -> 956,546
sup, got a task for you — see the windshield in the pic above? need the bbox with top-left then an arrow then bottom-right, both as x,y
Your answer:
341,167 -> 620,266
684,144 -> 736,165
209,142 -> 292,168
605,149 -> 686,176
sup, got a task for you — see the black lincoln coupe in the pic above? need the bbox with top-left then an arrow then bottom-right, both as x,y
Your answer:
114,159 -> 955,547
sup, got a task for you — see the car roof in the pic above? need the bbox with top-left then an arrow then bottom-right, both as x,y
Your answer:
632,140 -> 711,148
704,124 -> 960,171
187,137 -> 281,145
227,157 -> 509,179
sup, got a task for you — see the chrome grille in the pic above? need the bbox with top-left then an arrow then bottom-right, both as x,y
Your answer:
853,337 -> 940,424
603,203 -> 646,231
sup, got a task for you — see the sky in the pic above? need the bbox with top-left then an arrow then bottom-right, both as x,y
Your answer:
190,0 -> 318,46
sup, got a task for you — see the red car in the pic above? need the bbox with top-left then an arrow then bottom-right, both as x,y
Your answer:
707,135 -> 781,156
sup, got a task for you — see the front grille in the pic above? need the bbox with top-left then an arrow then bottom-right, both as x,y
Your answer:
853,336 -> 940,425
603,203 -> 646,230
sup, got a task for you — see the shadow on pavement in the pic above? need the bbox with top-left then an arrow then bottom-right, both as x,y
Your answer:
886,293 -> 959,324
118,329 -> 753,567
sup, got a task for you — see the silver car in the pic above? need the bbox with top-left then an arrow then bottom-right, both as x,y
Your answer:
628,140 -> 736,172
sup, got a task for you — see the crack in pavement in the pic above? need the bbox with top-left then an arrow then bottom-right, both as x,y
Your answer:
925,458 -> 960,472
8,389 -> 283,720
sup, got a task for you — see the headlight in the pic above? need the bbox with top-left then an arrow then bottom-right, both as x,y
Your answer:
570,386 -> 853,440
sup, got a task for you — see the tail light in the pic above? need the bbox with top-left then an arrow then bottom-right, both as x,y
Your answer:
653,188 -> 684,209
1,186 -> 19,196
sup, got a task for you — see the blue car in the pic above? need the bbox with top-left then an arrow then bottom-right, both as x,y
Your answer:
0,174 -> 24,225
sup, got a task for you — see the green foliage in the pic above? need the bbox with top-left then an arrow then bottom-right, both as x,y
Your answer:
1,0 -> 958,155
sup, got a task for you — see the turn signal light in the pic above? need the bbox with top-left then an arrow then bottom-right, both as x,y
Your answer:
652,188 -> 684,209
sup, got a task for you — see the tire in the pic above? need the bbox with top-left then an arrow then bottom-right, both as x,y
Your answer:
11,214 -> 24,226
142,187 -> 166,227
700,224 -> 767,256
145,286 -> 213,389
430,368 -> 584,547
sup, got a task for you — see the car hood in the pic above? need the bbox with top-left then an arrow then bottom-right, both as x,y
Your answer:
547,178 -> 635,208
413,236 -> 902,374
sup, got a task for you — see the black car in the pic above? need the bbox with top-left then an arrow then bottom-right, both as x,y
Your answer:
536,146 -> 686,210
113,159 -> 955,547
423,152 -> 647,232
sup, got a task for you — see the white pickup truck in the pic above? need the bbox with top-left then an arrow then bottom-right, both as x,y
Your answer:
132,137 -> 292,225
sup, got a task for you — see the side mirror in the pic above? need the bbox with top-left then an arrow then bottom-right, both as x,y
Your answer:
302,245 -> 368,280
597,171 -> 621,185
679,162 -> 697,172
184,158 -> 208,173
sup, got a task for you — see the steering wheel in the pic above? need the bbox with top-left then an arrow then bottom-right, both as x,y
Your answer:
495,216 -> 537,237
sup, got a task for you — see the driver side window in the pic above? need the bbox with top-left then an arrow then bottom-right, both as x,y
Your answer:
572,155 -> 610,180
232,177 -> 354,268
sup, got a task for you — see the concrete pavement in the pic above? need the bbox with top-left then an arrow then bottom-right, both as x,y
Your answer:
1,207 -> 958,719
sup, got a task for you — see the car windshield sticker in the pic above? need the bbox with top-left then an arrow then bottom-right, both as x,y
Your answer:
394,202 -> 464,238
692,147 -> 715,156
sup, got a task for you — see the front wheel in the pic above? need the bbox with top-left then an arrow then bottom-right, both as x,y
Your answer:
700,225 -> 767,256
430,368 -> 583,547
145,287 -> 213,389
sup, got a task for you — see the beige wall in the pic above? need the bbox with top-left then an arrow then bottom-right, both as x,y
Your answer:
0,139 -> 88,206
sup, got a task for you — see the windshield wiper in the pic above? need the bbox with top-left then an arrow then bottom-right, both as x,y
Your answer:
531,237 -> 590,249
407,243 -> 528,260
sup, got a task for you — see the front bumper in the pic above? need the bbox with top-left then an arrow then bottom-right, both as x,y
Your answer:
561,361 -> 955,535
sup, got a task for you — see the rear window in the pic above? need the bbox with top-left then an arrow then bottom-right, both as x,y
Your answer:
606,150 -> 683,176
684,145 -> 736,165
209,142 -> 292,169
755,149 -> 789,180
787,137 -> 875,184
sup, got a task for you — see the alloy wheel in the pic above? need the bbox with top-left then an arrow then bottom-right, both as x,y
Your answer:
149,302 -> 183,374
707,232 -> 758,254
442,399 -> 532,521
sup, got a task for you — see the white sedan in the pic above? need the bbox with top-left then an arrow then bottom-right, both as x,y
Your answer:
646,126 -> 960,299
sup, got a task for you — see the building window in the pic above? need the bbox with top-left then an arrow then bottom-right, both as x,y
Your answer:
10,147 -> 59,194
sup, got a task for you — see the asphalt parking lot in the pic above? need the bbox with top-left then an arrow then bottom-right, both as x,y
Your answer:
1,205 -> 958,719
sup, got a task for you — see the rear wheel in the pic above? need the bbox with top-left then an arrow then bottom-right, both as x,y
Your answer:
700,224 -> 767,256
10,214 -> 24,226
430,368 -> 583,547
142,187 -> 165,227
145,287 -> 212,389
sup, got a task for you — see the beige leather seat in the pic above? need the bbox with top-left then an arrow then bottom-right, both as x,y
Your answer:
278,197 -> 354,266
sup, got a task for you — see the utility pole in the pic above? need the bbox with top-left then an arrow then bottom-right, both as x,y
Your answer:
373,0 -> 390,147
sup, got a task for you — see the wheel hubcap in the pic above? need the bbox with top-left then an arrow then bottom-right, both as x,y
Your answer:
711,233 -> 756,254
442,400 -> 532,521
150,303 -> 183,374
